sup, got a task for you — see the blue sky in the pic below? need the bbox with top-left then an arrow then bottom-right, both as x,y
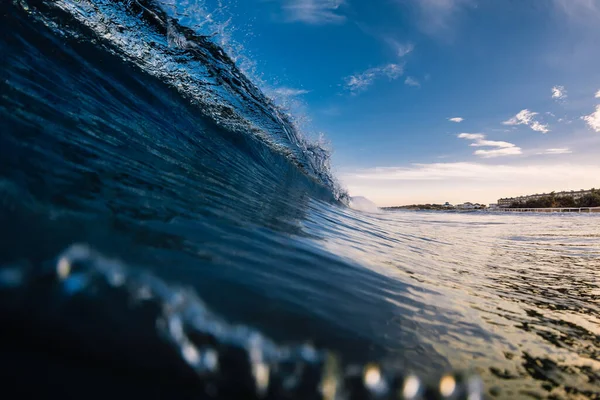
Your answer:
197,0 -> 600,205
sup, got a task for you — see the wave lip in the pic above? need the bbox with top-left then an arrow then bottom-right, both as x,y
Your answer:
30,0 -> 343,199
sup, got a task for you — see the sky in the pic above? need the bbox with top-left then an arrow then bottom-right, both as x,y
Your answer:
202,0 -> 600,206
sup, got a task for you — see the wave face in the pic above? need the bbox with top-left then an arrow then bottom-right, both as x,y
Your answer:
2,1 -> 600,399
9,0 -> 343,198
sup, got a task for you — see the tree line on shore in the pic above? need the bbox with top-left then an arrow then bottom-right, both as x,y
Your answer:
509,189 -> 600,208
383,203 -> 486,210
384,204 -> 449,210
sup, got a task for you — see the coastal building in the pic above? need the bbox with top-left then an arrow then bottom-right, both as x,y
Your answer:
497,189 -> 594,208
488,203 -> 499,209
497,198 -> 513,208
456,202 -> 475,210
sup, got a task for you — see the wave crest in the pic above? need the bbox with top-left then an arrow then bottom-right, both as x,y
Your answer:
25,0 -> 345,200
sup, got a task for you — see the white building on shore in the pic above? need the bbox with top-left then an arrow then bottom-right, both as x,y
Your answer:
498,189 -> 595,208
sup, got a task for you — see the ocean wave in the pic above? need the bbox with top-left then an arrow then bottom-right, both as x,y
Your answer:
16,0 -> 345,200
6,1 -> 598,398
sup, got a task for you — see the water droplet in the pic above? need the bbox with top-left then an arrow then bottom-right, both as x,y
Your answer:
467,376 -> 483,400
440,375 -> 456,397
300,343 -> 318,362
135,285 -> 153,300
57,257 -> 71,280
320,354 -> 340,400
181,342 -> 200,366
107,270 -> 125,287
363,363 -> 387,394
402,375 -> 420,399
252,361 -> 270,397
364,364 -> 381,388
168,315 -> 184,341
201,348 -> 219,372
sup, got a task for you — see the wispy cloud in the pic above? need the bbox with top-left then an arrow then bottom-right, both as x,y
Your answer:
539,148 -> 573,155
404,76 -> 420,87
345,162 -> 595,182
472,147 -> 523,158
272,87 -> 310,97
469,140 -> 516,149
503,109 -> 550,133
595,89 -> 600,98
582,105 -> 600,132
458,133 -> 522,158
384,39 -> 415,57
279,0 -> 345,24
354,24 -> 415,57
553,0 -> 600,25
448,117 -> 464,123
551,85 -> 567,100
396,42 -> 415,57
406,0 -> 474,36
344,63 -> 404,93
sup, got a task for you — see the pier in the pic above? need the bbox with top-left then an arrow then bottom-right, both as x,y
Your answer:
497,207 -> 600,213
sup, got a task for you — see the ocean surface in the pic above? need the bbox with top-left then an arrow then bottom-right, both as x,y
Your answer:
1,1 -> 599,399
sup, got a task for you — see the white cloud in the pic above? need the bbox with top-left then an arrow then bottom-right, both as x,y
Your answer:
469,140 -> 516,149
539,148 -> 573,155
503,109 -> 549,133
551,85 -> 567,100
448,117 -> 464,123
582,105 -> 600,132
272,87 -> 310,97
595,89 -> 600,98
458,133 -> 521,158
530,121 -> 550,133
473,147 -> 523,158
279,0 -> 345,24
341,162 -> 600,206
457,133 -> 484,140
404,77 -> 420,87
344,63 -> 404,93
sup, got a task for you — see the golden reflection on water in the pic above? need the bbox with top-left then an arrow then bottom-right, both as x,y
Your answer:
307,208 -> 600,398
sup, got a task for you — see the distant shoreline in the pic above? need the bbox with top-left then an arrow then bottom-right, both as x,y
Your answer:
382,208 -> 482,212
491,206 -> 600,214
382,207 -> 600,214
382,204 -> 485,211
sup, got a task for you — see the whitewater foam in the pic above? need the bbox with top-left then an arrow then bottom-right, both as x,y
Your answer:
349,196 -> 381,213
